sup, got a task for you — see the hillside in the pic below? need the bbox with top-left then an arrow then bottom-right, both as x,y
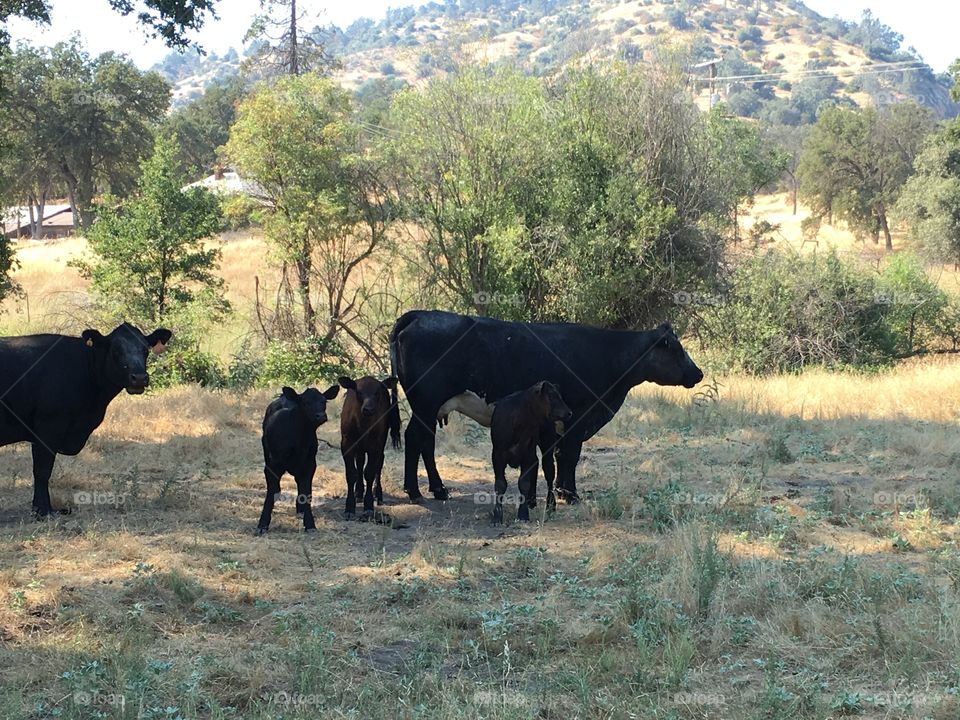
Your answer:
156,0 -> 959,119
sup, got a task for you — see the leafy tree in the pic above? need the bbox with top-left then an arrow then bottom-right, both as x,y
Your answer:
762,124 -> 809,215
798,103 -> 934,250
707,107 -> 786,237
951,58 -> 960,102
76,134 -> 226,328
5,41 -> 169,229
382,66 -> 553,317
895,119 -> 960,267
0,0 -> 220,50
225,74 -> 392,355
161,74 -> 246,179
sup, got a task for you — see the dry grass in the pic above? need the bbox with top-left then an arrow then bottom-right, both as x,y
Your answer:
2,209 -> 960,718
0,360 -> 958,718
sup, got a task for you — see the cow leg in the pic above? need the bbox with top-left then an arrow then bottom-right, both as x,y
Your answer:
257,464 -> 283,535
295,463 -> 317,532
556,436 -> 583,504
403,416 -> 425,501
343,452 -> 359,519
31,444 -> 63,517
492,458 -> 508,525
417,414 -> 448,500
517,454 -> 538,523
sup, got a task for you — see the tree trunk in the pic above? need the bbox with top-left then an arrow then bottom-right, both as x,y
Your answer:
879,212 -> 893,251
289,0 -> 299,76
295,255 -> 315,335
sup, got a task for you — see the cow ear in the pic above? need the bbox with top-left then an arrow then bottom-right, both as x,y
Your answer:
147,328 -> 173,354
382,376 -> 398,391
323,384 -> 340,400
535,381 -> 547,395
81,329 -> 107,348
281,386 -> 299,402
338,376 -> 357,391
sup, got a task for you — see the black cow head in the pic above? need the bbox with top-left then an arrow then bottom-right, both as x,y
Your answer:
644,323 -> 704,389
281,385 -> 340,426
533,381 -> 573,423
339,376 -> 398,418
82,323 -> 172,394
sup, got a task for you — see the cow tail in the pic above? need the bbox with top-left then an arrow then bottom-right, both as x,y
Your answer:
388,384 -> 402,450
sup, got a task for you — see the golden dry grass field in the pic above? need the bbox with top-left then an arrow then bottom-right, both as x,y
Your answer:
1,208 -> 960,719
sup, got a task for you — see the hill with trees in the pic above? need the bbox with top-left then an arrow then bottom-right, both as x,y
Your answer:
156,0 -> 958,120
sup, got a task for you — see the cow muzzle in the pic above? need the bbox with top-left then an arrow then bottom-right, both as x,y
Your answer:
127,372 -> 149,394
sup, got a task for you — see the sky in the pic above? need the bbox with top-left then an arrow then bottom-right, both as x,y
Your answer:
5,0 -> 958,72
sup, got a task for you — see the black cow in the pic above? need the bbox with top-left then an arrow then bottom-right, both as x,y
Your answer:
389,310 -> 703,503
257,384 -> 340,534
0,323 -> 172,516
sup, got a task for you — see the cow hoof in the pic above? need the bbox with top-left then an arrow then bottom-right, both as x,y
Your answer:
407,492 -> 425,504
557,491 -> 581,505
304,527 -> 317,534
374,510 -> 391,525
255,526 -> 269,536
431,487 -> 449,501
344,511 -> 356,521
33,507 -> 70,519
518,509 -> 530,522
528,498 -> 537,509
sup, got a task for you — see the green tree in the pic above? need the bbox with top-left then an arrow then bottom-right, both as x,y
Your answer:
798,103 -> 934,250
950,58 -> 960,102
76,134 -> 226,328
161,74 -> 246,179
1,0 -> 220,50
895,119 -> 960,267
382,66 -> 553,316
225,74 -> 392,351
5,40 -> 170,229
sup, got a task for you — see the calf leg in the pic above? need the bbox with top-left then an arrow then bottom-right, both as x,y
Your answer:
294,462 -> 317,531
343,451 -> 360,519
517,454 -> 538,523
362,451 -> 381,515
257,464 -> 283,534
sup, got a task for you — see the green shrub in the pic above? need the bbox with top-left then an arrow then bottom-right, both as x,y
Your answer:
151,345 -> 227,388
260,336 -> 356,387
702,250 -> 958,374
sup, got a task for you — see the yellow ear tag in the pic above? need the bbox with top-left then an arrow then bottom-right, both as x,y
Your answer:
86,339 -> 94,347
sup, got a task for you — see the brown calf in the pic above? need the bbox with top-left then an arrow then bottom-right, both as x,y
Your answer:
490,381 -> 572,524
339,375 -> 401,519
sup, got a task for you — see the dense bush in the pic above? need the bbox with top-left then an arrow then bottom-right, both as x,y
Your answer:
701,250 -> 957,374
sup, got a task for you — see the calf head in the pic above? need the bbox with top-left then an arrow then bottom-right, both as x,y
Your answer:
339,376 -> 398,418
532,381 -> 573,423
82,323 -> 172,394
281,384 -> 340,426
644,322 -> 704,389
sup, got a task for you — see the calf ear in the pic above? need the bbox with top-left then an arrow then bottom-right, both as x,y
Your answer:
322,384 -> 340,400
146,328 -> 173,354
281,386 -> 300,402
534,380 -> 547,395
338,376 -> 357,391
382,376 -> 398,391
81,329 -> 107,348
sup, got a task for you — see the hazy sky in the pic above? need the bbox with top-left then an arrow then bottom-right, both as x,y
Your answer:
6,0 -> 958,72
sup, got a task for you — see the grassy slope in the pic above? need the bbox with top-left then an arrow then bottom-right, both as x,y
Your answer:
1,200 -> 960,718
